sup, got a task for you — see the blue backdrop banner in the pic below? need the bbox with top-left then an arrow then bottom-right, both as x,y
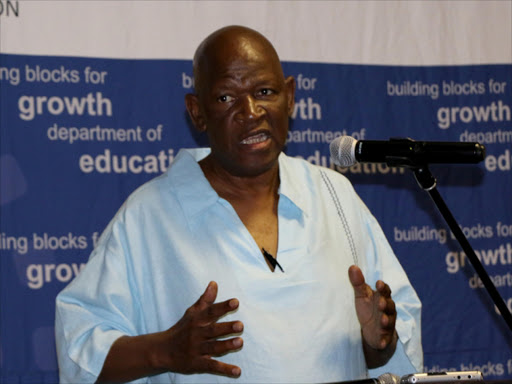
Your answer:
1,51 -> 511,381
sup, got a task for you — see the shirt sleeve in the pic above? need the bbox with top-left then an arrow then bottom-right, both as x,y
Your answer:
55,209 -> 148,383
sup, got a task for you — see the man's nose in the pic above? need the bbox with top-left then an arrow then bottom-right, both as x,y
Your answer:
236,95 -> 265,121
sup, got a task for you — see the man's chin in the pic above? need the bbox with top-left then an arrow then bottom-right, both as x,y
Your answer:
231,163 -> 278,178
228,154 -> 280,178
207,146 -> 282,178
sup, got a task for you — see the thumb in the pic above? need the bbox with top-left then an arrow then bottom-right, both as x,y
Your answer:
348,265 -> 368,296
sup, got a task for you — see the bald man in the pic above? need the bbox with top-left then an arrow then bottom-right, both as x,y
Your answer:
55,26 -> 422,383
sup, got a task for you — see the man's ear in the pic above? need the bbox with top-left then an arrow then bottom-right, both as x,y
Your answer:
185,93 -> 206,132
284,76 -> 296,117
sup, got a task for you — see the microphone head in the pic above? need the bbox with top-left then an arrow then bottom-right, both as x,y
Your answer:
378,372 -> 401,384
330,136 -> 357,167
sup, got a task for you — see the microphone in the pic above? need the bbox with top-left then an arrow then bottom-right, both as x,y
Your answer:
329,136 -> 486,168
329,371 -> 483,384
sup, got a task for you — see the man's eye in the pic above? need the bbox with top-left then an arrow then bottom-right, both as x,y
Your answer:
258,89 -> 274,96
217,95 -> 234,103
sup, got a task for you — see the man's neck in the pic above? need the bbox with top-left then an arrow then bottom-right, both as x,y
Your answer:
199,155 -> 280,203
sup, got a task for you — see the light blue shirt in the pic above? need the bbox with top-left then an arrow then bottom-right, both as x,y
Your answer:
55,148 -> 422,383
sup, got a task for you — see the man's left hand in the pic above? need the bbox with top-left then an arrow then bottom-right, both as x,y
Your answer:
348,265 -> 397,352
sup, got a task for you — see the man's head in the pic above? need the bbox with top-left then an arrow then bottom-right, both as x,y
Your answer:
185,25 -> 295,178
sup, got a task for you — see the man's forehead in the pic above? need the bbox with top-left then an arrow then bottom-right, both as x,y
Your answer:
192,26 -> 284,94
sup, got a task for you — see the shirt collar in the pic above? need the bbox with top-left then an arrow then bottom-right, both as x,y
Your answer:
277,152 -> 309,216
168,148 -> 308,220
168,148 -> 218,219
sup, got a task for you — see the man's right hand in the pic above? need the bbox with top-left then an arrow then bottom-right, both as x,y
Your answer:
157,281 -> 243,376
97,281 -> 243,382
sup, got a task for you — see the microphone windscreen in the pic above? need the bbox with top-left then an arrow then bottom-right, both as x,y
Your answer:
378,372 -> 400,384
330,136 -> 357,167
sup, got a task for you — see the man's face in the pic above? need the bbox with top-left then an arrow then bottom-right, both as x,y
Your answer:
187,35 -> 295,177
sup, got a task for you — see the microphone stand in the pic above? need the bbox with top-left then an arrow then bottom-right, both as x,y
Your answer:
407,163 -> 512,333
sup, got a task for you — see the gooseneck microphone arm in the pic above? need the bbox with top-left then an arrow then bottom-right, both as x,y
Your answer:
413,165 -> 512,334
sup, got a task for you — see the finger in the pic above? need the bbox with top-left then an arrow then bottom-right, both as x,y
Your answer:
188,282 -> 219,316
379,308 -> 396,332
379,336 -> 391,349
379,328 -> 397,349
377,295 -> 387,311
198,281 -> 218,307
200,357 -> 242,377
199,337 -> 244,356
201,321 -> 244,339
369,322 -> 394,349
201,298 -> 239,323
386,304 -> 397,327
376,280 -> 392,297
383,296 -> 396,316
380,312 -> 389,328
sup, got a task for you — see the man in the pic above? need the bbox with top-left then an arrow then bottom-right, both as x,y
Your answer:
55,25 -> 422,383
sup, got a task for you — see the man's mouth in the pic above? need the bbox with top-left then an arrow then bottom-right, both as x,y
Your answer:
240,132 -> 270,145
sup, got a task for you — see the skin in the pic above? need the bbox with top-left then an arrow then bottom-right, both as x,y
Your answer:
349,265 -> 398,368
97,26 -> 397,382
